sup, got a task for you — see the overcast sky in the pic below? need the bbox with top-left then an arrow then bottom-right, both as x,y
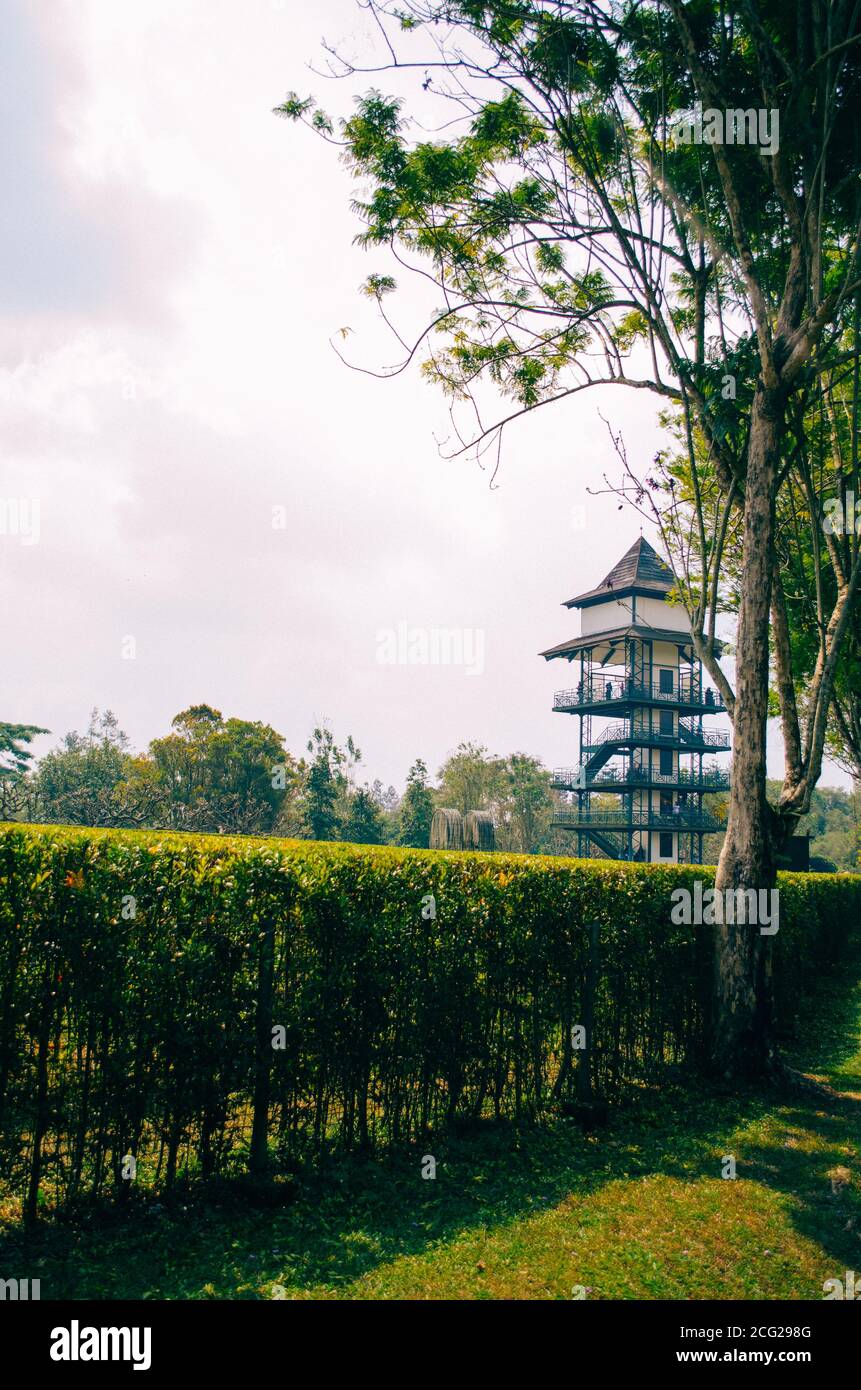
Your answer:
1,0 -> 849,792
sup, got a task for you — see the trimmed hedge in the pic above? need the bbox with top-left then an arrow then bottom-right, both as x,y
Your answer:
0,823 -> 858,1215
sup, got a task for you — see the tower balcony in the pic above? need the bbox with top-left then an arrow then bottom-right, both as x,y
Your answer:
550,764 -> 730,793
553,678 -> 726,715
582,720 -> 731,754
551,807 -> 726,833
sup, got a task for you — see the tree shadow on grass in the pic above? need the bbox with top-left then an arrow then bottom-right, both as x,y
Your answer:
722,1092 -> 861,1278
0,1094 -> 766,1298
2,955 -> 860,1299
780,945 -> 861,1083
653,945 -> 861,1281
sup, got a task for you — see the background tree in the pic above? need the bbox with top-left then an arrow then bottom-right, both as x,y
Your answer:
495,752 -> 554,853
436,741 -> 506,818
0,720 -> 47,780
149,704 -> 291,832
342,785 -> 387,843
370,778 -> 400,819
398,758 -> 435,847
0,720 -> 48,819
755,359 -> 861,788
35,709 -> 155,827
272,765 -> 308,839
780,779 -> 860,872
148,704 -> 223,816
280,0 -> 861,1076
301,724 -> 361,841
653,352 -> 861,862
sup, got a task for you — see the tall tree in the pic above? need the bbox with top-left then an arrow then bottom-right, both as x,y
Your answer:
149,704 -> 291,832
148,704 -> 223,814
302,724 -> 361,841
398,758 -> 435,846
436,741 -> 506,818
343,785 -> 387,843
496,752 -> 553,853
35,709 -> 149,827
757,365 -> 861,786
281,0 -> 861,1076
0,721 -> 47,782
0,720 -> 48,819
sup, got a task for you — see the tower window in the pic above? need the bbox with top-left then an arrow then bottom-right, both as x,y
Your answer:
659,832 -> 674,858
659,709 -> 673,735
659,748 -> 673,776
659,668 -> 674,693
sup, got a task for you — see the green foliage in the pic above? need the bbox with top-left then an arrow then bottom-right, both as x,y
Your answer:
281,0 -> 860,426
30,706 -> 297,835
434,746 -> 558,853
436,741 -> 505,817
342,787 -> 386,845
362,273 -> 396,300
792,783 -> 860,873
397,758 -> 434,848
149,705 -> 292,833
34,710 -> 139,826
495,752 -> 553,853
8,953 -> 861,1297
0,721 -> 47,782
8,705 -> 559,855
301,725 -> 360,841
1,824 -> 857,1215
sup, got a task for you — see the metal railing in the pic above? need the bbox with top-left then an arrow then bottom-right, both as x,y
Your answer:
582,721 -> 630,746
553,680 -> 726,711
581,721 -> 731,752
552,808 -> 725,831
551,764 -> 730,791
679,719 -> 730,748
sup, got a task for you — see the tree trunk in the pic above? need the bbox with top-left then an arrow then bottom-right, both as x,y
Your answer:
249,915 -> 276,1175
709,384 -> 783,1078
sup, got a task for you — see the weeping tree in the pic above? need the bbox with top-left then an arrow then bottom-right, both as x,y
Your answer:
279,0 -> 861,1076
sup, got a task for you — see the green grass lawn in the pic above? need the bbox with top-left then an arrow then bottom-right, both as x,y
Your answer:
3,958 -> 860,1301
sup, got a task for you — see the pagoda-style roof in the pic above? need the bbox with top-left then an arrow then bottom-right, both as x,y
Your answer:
564,537 -> 674,609
539,623 -> 724,662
